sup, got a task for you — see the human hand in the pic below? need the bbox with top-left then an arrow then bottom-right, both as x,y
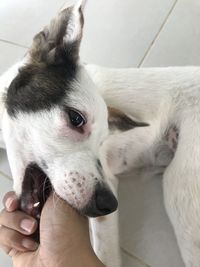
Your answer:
0,191 -> 105,267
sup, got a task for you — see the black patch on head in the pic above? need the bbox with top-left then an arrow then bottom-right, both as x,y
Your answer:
5,62 -> 77,116
5,4 -> 85,116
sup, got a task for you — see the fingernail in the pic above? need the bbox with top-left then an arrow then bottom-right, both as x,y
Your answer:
22,239 -> 38,250
5,197 -> 13,211
20,219 -> 35,233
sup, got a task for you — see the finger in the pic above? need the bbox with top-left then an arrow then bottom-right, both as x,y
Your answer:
0,209 -> 38,235
0,226 -> 38,253
3,191 -> 19,212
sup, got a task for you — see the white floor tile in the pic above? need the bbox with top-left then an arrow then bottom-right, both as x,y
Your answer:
0,251 -> 12,267
118,168 -> 184,267
0,41 -> 26,75
122,251 -> 146,267
0,149 -> 12,179
81,0 -> 176,67
0,0 -> 176,67
142,0 -> 200,67
0,0 -> 68,48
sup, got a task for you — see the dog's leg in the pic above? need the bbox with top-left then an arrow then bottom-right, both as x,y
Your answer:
86,64 -> 171,123
90,177 -> 121,267
163,113 -> 200,267
102,123 -> 161,175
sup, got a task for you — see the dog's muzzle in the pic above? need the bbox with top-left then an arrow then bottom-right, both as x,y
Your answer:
83,182 -> 118,217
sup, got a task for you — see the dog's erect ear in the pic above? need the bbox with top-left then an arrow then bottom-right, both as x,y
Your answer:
108,107 -> 149,132
29,0 -> 85,65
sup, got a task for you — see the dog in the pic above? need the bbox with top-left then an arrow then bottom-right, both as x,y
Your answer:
1,1 -> 200,267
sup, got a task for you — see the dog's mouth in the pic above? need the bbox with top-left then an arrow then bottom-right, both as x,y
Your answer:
19,163 -> 52,242
19,162 -> 118,242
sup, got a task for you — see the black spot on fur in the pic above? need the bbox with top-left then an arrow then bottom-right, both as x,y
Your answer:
41,159 -> 48,169
123,159 -> 127,166
5,62 -> 76,116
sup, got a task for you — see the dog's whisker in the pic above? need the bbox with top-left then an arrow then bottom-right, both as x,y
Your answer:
42,175 -> 50,202
52,191 -> 60,210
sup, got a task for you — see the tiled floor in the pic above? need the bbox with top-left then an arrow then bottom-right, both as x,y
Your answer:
0,0 -> 199,266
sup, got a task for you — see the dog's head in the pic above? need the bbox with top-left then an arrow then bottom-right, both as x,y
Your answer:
2,1 -> 139,218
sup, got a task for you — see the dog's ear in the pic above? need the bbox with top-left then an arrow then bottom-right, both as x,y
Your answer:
108,107 -> 149,132
29,0 -> 85,65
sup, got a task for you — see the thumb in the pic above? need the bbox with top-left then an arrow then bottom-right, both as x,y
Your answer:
39,193 -> 91,254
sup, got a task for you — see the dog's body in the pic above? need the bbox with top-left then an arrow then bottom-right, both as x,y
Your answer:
87,65 -> 200,267
1,2 -> 200,267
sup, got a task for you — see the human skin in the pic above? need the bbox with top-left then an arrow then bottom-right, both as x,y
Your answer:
0,191 -> 105,267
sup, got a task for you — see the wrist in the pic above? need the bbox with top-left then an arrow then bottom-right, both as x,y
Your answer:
81,249 -> 106,267
59,246 -> 105,267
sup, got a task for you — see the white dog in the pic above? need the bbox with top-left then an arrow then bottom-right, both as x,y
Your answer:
0,1 -> 200,267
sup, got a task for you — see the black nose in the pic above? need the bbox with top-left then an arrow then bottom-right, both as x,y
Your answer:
84,183 -> 118,217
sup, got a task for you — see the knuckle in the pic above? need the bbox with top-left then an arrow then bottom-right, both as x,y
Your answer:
9,232 -> 21,248
0,227 -> 22,250
0,209 -> 19,230
0,226 -> 8,246
3,191 -> 16,204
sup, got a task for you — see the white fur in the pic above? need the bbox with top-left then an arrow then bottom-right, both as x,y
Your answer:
2,6 -> 200,264
1,65 -> 110,205
0,61 -> 121,267
64,0 -> 84,44
86,64 -> 200,267
3,58 -> 200,266
3,55 -> 200,266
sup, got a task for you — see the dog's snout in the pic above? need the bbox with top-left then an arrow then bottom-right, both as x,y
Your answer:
84,183 -> 118,217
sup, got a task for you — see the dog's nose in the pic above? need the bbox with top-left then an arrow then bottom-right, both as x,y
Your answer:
84,183 -> 118,217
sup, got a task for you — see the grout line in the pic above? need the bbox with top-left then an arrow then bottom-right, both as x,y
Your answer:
0,170 -> 12,181
0,39 -> 28,49
137,0 -> 178,67
121,247 -> 152,267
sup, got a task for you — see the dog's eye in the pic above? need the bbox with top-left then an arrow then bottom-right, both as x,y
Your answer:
68,109 -> 86,127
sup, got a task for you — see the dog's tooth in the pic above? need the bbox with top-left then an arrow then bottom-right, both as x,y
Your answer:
33,202 -> 40,208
